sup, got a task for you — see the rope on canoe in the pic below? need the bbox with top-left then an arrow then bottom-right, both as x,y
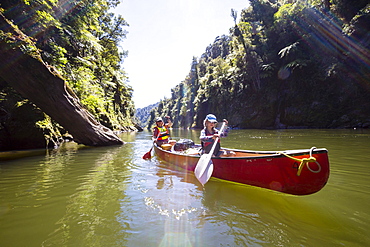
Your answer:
277,147 -> 322,176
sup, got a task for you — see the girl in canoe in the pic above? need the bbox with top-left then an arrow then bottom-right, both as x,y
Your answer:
153,116 -> 173,146
200,114 -> 232,156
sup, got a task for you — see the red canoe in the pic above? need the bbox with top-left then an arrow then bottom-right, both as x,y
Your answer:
154,144 -> 330,195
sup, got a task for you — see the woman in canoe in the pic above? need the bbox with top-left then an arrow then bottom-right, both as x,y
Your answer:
200,114 -> 233,156
153,116 -> 173,146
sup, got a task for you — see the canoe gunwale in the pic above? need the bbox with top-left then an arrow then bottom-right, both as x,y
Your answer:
153,143 -> 330,195
155,143 -> 328,160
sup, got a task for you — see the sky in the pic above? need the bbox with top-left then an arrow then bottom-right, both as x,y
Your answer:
113,0 -> 249,109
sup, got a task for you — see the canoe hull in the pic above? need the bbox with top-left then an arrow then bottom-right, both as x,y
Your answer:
154,145 -> 329,195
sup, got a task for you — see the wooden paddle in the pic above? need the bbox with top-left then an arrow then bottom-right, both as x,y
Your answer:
142,133 -> 160,160
142,145 -> 154,160
194,122 -> 226,185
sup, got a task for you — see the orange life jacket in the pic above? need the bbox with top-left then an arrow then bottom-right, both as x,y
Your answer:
155,126 -> 170,141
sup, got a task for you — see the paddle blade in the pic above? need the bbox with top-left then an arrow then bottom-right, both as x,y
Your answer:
142,149 -> 152,160
194,153 -> 213,185
196,161 -> 214,186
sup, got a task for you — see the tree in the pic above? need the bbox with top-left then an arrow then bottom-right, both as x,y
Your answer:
0,0 -> 136,150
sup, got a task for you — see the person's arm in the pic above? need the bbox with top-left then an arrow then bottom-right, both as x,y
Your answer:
153,127 -> 159,140
220,119 -> 230,137
165,116 -> 173,128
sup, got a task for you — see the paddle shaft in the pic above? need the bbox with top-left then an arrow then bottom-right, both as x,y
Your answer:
206,122 -> 226,156
194,122 -> 226,185
143,131 -> 161,159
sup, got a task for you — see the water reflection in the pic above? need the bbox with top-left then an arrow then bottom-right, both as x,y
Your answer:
0,129 -> 369,247
143,160 -> 202,220
0,142 -> 136,246
47,147 -> 129,246
201,180 -> 348,246
118,140 -> 212,247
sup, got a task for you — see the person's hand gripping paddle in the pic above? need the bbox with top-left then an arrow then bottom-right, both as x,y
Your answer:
194,122 -> 226,185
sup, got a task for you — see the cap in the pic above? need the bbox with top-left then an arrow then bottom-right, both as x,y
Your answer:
155,117 -> 163,122
205,114 -> 217,123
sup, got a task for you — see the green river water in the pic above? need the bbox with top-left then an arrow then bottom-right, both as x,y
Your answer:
0,129 -> 369,247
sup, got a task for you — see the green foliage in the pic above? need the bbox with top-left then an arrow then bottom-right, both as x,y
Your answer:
1,0 -> 134,131
149,0 -> 370,129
